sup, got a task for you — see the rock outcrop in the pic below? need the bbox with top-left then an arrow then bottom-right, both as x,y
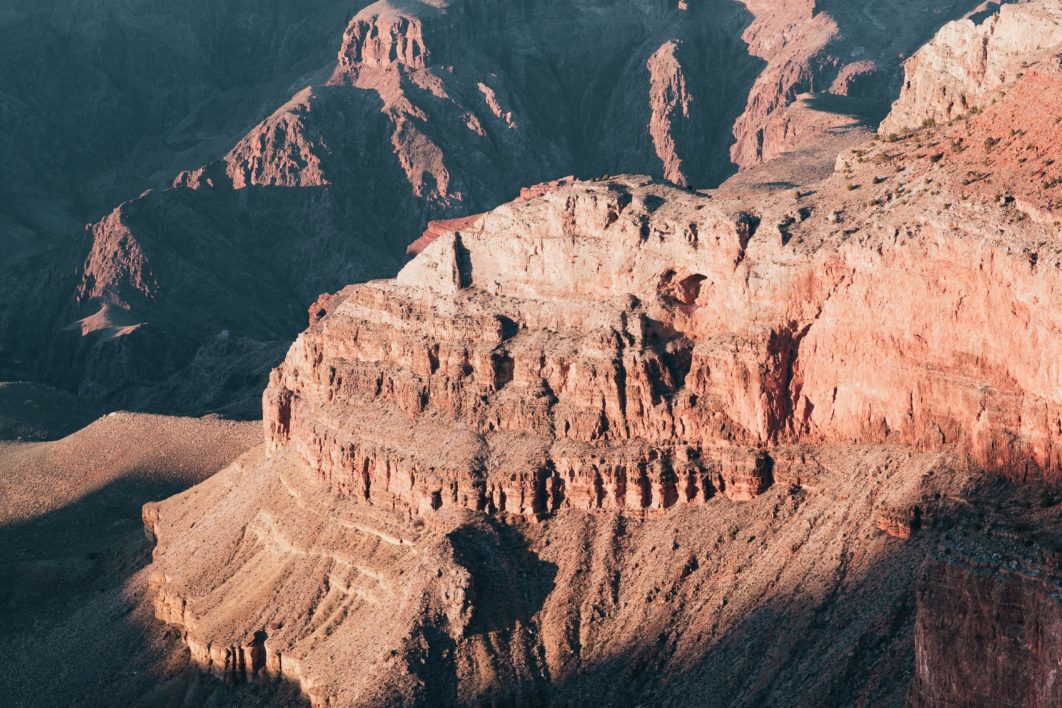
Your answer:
264,136 -> 1060,520
875,505 -> 921,539
880,1 -> 1062,134
148,442 -> 955,707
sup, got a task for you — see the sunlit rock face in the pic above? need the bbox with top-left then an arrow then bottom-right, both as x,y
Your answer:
265,162 -> 1060,520
880,1 -> 1062,135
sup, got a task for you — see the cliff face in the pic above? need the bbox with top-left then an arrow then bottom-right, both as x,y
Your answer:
910,558 -> 1062,708
264,151 -> 1059,521
880,2 -> 1062,134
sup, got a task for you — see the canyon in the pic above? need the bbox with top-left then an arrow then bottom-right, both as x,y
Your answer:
1,0 -> 1060,706
1,0 -> 995,417
141,3 -> 1062,705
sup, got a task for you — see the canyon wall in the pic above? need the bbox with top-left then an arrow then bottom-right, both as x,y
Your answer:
909,557 -> 1062,707
3,0 -> 990,414
145,3 -> 1062,705
265,154 -> 1059,520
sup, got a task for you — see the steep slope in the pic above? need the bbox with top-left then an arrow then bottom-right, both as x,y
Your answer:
146,7 -> 1062,700
0,412 -> 264,707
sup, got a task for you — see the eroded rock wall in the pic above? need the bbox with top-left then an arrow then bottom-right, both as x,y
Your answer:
264,157 -> 1060,521
881,2 -> 1062,134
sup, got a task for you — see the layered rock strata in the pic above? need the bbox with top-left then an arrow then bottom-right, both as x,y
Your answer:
147,443 -> 955,706
147,4 -> 1062,705
265,138 -> 1060,519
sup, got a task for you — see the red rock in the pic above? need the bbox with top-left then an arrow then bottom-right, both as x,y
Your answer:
875,505 -> 921,539
264,146 -> 1061,523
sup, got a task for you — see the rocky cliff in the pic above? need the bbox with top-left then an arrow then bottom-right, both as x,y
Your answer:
146,6 -> 1062,699
880,1 -> 1062,134
262,119 -> 1060,522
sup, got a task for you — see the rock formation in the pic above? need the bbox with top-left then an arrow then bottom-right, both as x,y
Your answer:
1,0 -> 992,415
1,1 -> 1059,706
729,0 -> 994,167
880,1 -> 1062,134
146,4 -> 1062,702
263,123 -> 1060,523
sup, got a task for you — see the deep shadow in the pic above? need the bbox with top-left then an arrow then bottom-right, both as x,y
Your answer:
801,93 -> 893,128
0,478 -> 309,707
449,518 -> 558,636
